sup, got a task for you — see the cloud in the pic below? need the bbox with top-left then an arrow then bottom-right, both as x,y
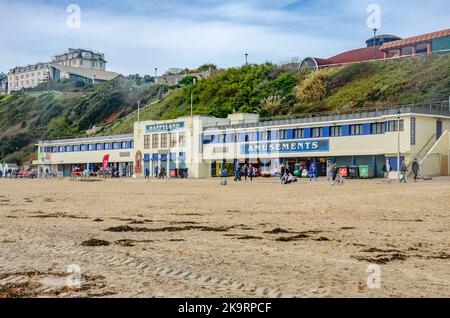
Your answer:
0,0 -> 449,75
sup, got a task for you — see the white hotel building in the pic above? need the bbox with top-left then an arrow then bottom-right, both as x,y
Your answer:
35,104 -> 450,179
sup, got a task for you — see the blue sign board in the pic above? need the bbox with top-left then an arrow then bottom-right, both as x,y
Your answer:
241,139 -> 329,155
145,122 -> 185,133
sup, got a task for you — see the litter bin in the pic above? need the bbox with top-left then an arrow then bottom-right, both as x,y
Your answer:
349,166 -> 359,179
339,166 -> 349,178
359,165 -> 375,179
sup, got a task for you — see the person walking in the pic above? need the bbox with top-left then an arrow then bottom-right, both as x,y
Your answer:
400,160 -> 408,183
144,167 -> 150,179
159,166 -> 165,179
154,165 -> 159,178
309,162 -> 317,182
381,159 -> 392,183
412,158 -> 420,182
330,163 -> 338,185
243,164 -> 248,181
248,164 -> 253,181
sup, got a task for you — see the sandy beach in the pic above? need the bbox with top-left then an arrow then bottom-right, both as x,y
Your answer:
0,177 -> 449,298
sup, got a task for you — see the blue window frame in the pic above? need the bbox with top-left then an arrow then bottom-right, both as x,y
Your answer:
293,128 -> 304,139
371,122 -> 385,134
311,127 -> 323,138
88,144 -> 95,151
349,124 -> 363,135
330,126 -> 343,137
81,144 -> 88,151
278,130 -> 288,140
259,131 -> 271,141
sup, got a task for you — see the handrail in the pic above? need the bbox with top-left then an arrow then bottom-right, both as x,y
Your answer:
417,134 -> 437,161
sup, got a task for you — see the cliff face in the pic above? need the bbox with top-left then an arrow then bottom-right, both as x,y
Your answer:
1,54 -> 449,164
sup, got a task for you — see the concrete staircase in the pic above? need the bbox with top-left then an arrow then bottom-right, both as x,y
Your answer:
419,130 -> 450,177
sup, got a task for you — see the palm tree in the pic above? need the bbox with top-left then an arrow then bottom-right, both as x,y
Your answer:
258,94 -> 283,116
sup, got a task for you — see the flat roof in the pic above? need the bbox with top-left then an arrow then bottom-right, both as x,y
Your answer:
380,28 -> 450,50
203,104 -> 450,132
38,134 -> 133,145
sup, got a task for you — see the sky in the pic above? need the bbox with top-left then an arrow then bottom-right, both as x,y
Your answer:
0,0 -> 449,75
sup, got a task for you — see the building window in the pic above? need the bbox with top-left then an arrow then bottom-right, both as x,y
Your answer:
96,143 -> 103,151
121,141 -> 127,149
170,134 -> 177,147
104,143 -> 110,150
88,144 -> 95,151
178,132 -> 186,147
387,120 -> 404,132
330,126 -> 343,137
65,145 -> 71,152
144,135 -> 151,149
278,130 -> 288,140
311,127 -> 323,138
152,134 -> 159,149
371,122 -> 385,134
245,132 -> 257,142
160,133 -> 168,148
259,131 -> 271,141
350,124 -> 363,135
293,128 -> 305,139
74,145 -> 80,152
81,144 -> 88,151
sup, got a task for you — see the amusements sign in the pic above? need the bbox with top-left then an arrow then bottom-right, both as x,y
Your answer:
241,139 -> 330,155
145,122 -> 185,133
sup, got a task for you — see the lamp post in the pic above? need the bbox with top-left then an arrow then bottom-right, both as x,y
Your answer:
191,77 -> 196,117
154,68 -> 158,83
245,53 -> 248,65
397,109 -> 401,183
373,28 -> 378,60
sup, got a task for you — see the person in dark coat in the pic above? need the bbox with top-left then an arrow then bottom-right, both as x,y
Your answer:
412,159 -> 420,182
400,160 -> 408,183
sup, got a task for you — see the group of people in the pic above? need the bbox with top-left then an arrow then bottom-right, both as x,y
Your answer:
145,165 -> 166,179
234,164 -> 257,181
280,162 -> 318,183
382,158 -> 421,183
327,163 -> 344,185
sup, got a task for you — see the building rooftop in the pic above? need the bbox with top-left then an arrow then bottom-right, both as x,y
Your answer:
38,134 -> 133,145
203,102 -> 450,132
49,64 -> 120,81
52,48 -> 106,63
380,28 -> 450,50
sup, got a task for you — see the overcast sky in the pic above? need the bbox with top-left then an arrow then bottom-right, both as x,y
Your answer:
0,0 -> 449,75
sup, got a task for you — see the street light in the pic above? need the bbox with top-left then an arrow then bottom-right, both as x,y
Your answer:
191,77 -> 196,117
372,28 -> 378,60
397,109 -> 401,183
245,53 -> 248,65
